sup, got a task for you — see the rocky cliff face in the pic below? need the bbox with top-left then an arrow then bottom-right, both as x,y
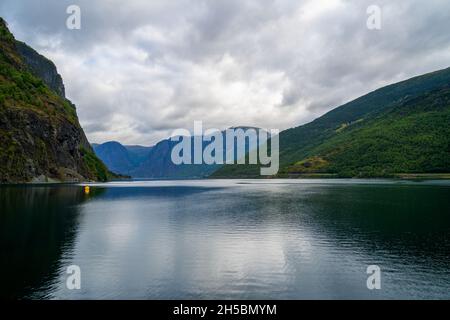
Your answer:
0,17 -> 109,183
15,41 -> 66,98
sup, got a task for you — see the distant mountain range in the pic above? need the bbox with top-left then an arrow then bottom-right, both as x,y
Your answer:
93,127 -> 267,178
93,137 -> 224,178
92,142 -> 152,176
128,137 -> 219,179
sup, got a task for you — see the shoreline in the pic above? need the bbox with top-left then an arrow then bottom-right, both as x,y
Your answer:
2,173 -> 450,186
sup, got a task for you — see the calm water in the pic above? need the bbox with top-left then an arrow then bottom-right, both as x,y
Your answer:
1,179 -> 449,300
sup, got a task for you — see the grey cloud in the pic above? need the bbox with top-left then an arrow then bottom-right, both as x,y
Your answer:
1,0 -> 449,145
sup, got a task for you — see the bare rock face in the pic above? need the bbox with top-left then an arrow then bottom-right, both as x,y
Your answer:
15,41 -> 66,98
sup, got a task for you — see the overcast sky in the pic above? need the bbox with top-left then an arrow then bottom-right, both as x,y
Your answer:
1,0 -> 449,145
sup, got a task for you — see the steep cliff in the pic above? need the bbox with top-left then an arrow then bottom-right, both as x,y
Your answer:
0,17 -> 109,183
15,40 -> 66,98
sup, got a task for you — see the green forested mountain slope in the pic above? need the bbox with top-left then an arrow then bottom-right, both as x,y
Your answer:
0,17 -> 110,182
213,67 -> 450,178
284,87 -> 450,177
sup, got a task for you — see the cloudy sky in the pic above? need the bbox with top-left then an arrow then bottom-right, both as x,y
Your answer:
1,0 -> 449,145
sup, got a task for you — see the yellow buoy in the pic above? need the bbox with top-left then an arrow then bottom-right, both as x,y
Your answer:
84,185 -> 90,194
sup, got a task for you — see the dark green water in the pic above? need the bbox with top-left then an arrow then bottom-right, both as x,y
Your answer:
1,179 -> 449,299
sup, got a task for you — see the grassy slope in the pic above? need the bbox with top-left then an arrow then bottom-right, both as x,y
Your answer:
213,67 -> 450,178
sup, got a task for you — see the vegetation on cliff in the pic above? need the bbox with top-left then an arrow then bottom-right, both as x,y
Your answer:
0,17 -> 111,182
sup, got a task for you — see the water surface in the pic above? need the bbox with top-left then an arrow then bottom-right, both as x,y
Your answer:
1,179 -> 449,299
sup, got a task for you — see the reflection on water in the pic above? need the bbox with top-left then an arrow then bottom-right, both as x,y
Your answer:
0,180 -> 449,299
0,186 -> 83,298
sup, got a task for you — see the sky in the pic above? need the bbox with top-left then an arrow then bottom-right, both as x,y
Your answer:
1,0 -> 450,146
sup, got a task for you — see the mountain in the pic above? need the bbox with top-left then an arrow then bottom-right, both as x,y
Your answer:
92,142 -> 135,175
129,138 -> 219,179
93,127 -> 266,178
94,138 -> 222,178
125,145 -> 153,164
92,141 -> 152,176
0,17 -> 110,183
213,67 -> 450,178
